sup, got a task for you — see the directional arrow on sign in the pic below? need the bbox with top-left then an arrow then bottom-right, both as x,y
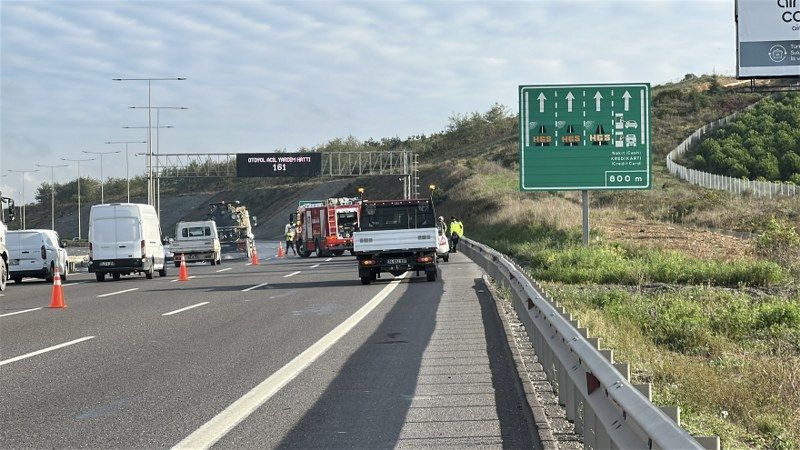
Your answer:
565,92 -> 575,113
622,90 -> 632,112
537,93 -> 546,113
593,91 -> 603,112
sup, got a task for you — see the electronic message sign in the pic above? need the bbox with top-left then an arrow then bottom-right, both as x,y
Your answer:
236,153 -> 322,178
519,84 -> 651,191
736,0 -> 800,78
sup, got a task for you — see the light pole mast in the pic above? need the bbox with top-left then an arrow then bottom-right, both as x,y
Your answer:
113,77 -> 186,207
105,140 -> 146,202
35,163 -> 68,231
128,106 -> 187,218
6,169 -> 38,229
61,157 -> 95,240
82,150 -> 120,204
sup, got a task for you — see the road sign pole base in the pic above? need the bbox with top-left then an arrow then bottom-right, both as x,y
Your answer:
581,190 -> 589,247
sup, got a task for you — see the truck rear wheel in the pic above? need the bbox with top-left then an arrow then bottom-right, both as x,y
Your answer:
360,276 -> 372,285
332,250 -> 345,257
0,259 -> 6,291
96,272 -> 106,282
426,270 -> 437,282
159,264 -> 168,277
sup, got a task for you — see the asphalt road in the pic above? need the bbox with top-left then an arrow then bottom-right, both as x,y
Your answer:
0,242 -> 538,448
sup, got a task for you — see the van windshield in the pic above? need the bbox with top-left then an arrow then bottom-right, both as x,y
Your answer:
7,232 -> 41,248
93,218 -> 140,243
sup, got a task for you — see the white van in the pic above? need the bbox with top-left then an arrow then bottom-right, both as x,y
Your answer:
88,203 -> 168,282
7,230 -> 69,283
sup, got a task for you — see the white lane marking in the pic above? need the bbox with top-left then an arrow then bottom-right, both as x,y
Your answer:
216,268 -> 232,273
310,264 -> 320,269
0,307 -> 43,318
0,336 -> 95,367
170,276 -> 196,283
324,258 -> 332,262
173,274 -> 407,449
284,271 -> 301,278
97,288 -> 139,298
241,282 -> 268,292
162,302 -> 210,316
62,281 -> 89,287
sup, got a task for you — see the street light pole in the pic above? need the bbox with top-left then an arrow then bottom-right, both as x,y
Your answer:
6,169 -> 38,229
61,157 -> 95,240
105,140 -> 146,202
128,106 -> 186,218
113,77 -> 186,207
35,163 -> 68,231
82,150 -> 120,204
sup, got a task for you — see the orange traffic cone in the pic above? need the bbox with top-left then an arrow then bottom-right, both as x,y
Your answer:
178,254 -> 189,282
277,243 -> 286,258
250,246 -> 260,265
49,266 -> 66,308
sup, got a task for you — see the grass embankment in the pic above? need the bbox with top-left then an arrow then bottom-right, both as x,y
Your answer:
439,160 -> 799,449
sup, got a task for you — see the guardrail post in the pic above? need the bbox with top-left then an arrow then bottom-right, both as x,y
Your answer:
660,406 -> 681,425
696,436 -> 721,450
634,383 -> 652,401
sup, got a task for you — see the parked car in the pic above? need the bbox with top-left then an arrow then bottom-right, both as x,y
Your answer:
170,220 -> 222,266
88,203 -> 168,282
6,230 -> 68,283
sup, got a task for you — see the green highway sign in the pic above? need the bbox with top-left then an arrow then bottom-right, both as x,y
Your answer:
519,83 -> 651,191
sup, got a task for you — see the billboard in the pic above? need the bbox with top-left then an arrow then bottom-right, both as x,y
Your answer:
519,83 -> 651,191
236,153 -> 322,177
736,0 -> 800,78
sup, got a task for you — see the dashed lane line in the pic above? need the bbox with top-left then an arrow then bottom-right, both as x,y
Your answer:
162,302 -> 210,316
324,258 -> 333,262
310,264 -> 320,269
241,282 -> 268,292
0,336 -> 95,367
216,268 -> 232,273
97,288 -> 139,298
0,307 -> 43,318
284,271 -> 301,278
170,276 -> 196,283
62,281 -> 89,287
173,273 -> 407,449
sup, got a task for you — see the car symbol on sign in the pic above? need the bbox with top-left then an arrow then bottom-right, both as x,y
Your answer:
625,120 -> 638,129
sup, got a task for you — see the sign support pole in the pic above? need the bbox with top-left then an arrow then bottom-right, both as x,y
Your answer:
581,190 -> 589,247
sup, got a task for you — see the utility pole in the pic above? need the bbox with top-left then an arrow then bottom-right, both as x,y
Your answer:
82,150 -> 120,204
113,77 -> 186,207
128,106 -> 186,218
61,157 -> 95,240
105,140 -> 146,202
6,169 -> 38,229
35,163 -> 68,231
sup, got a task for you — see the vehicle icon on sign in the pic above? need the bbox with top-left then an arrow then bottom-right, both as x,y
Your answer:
625,120 -> 638,129
625,134 -> 637,147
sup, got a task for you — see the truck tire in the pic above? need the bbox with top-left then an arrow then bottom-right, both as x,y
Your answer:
112,273 -> 121,281
0,258 -> 7,291
331,250 -> 345,257
159,264 -> 168,277
426,269 -> 437,282
443,254 -> 449,263
12,276 -> 23,284
360,276 -> 372,285
96,272 -> 106,282
174,261 -> 181,268
210,258 -> 217,266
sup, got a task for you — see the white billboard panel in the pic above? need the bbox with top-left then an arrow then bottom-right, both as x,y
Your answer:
736,0 -> 800,78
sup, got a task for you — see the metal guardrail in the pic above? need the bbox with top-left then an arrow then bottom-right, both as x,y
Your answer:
460,237 -> 720,450
666,103 -> 799,198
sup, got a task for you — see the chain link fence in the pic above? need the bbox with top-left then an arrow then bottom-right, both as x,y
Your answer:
666,104 -> 799,198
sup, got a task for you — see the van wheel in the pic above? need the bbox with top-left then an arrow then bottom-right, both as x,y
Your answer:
159,264 -> 168,277
12,276 -> 23,284
96,272 -> 106,282
210,258 -> 217,266
426,270 -> 437,282
46,262 -> 55,283
112,273 -> 121,281
174,261 -> 181,268
145,259 -> 154,279
61,267 -> 68,282
360,276 -> 372,285
443,254 -> 449,263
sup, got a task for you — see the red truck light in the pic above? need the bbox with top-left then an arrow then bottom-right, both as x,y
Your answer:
360,259 -> 377,267
416,255 -> 433,263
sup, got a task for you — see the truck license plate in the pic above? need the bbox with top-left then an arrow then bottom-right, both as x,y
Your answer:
99,261 -> 114,267
386,259 -> 406,265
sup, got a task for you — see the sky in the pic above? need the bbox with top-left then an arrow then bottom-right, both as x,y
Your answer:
1,0 -> 737,204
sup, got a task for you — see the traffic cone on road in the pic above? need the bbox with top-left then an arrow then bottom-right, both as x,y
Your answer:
277,244 -> 286,259
178,254 -> 189,282
49,266 -> 66,308
250,247 -> 260,265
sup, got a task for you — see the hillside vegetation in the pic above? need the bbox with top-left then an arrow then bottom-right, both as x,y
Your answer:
687,93 -> 800,182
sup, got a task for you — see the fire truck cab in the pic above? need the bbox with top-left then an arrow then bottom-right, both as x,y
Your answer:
292,198 -> 361,258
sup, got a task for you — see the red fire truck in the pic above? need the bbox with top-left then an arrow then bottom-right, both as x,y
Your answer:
292,198 -> 361,258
